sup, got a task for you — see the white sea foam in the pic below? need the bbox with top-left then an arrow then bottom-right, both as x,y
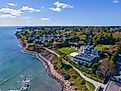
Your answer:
20,75 -> 24,78
9,90 -> 20,91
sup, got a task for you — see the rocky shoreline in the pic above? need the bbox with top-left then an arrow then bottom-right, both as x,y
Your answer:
17,38 -> 76,91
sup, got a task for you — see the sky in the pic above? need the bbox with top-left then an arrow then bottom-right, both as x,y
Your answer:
0,0 -> 121,26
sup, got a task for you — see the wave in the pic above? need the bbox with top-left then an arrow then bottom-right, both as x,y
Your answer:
9,77 -> 38,91
0,62 -> 35,86
9,90 -> 20,91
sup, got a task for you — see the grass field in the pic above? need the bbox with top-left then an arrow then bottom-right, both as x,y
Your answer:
95,45 -> 117,53
95,45 -> 111,51
58,47 -> 76,55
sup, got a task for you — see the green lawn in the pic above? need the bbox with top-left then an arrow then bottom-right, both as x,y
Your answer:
95,44 -> 117,54
58,47 -> 76,55
95,45 -> 112,51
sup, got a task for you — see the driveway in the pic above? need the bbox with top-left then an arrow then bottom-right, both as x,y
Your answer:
108,55 -> 121,91
108,81 -> 121,91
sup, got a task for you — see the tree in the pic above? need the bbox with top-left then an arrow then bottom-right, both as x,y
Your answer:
107,60 -> 115,75
111,52 -> 118,63
26,44 -> 34,51
92,33 -> 115,45
80,79 -> 86,85
64,74 -> 71,80
91,63 -> 101,73
62,63 -> 72,70
80,35 -> 87,43
117,42 -> 121,53
97,58 -> 115,77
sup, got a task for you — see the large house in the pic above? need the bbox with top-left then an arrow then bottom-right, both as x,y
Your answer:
70,46 -> 101,65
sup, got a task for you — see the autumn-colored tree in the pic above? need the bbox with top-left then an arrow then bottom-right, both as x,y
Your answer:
97,58 -> 115,77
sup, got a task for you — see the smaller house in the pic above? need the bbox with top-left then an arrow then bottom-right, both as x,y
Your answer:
33,39 -> 42,44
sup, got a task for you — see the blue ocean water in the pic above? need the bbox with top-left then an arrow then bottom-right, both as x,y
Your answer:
0,27 -> 61,91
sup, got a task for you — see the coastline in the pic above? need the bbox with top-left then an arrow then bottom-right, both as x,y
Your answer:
17,38 -> 76,91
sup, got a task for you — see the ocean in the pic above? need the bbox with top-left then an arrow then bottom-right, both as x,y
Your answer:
0,27 -> 61,91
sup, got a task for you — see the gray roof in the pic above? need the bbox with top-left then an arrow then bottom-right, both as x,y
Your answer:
75,53 -> 96,62
74,45 -> 100,62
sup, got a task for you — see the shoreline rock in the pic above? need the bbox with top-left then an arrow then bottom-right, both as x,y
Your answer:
17,38 -> 76,91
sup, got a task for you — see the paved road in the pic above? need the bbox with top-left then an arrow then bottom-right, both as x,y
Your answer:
108,81 -> 121,91
107,55 -> 121,91
67,61 -> 107,91
46,48 -> 107,91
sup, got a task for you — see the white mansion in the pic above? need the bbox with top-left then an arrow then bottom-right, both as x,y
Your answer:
70,46 -> 101,65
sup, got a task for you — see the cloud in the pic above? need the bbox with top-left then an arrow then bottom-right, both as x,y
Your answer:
8,3 -> 16,6
0,8 -> 22,17
0,6 -> 40,18
0,14 -> 15,18
113,0 -> 119,3
21,6 -> 40,12
49,1 -> 73,12
54,2 -> 73,8
21,16 -> 31,19
49,7 -> 62,12
41,17 -> 50,21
